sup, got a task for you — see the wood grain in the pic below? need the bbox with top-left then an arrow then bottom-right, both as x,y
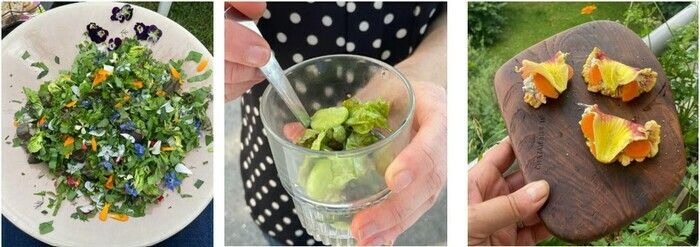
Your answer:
494,21 -> 686,243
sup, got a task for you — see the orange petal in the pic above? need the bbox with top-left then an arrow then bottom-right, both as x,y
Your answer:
623,140 -> 652,159
171,67 -> 181,80
589,64 -> 602,86
580,112 -> 595,141
37,116 -> 47,127
64,136 -> 75,147
197,59 -> 209,72
109,213 -> 129,222
91,136 -> 97,151
621,81 -> 641,102
105,174 -> 114,190
533,73 -> 559,99
99,203 -> 111,221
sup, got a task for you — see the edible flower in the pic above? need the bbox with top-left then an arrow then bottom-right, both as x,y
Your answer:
119,121 -> 136,131
99,203 -> 111,221
66,176 -> 80,187
92,69 -> 110,87
134,143 -> 145,157
37,116 -> 47,127
101,159 -> 113,171
163,171 -> 182,191
124,182 -> 138,198
156,90 -> 166,97
516,51 -> 573,108
64,136 -> 75,147
170,67 -> 181,80
581,4 -> 597,15
132,80 -> 144,89
65,100 -> 78,108
582,47 -> 657,102
105,174 -> 114,190
110,112 -> 121,122
91,136 -> 97,151
161,146 -> 175,152
109,213 -> 129,221
197,59 -> 209,72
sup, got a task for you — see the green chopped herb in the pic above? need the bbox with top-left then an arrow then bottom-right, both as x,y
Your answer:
185,50 -> 203,63
30,62 -> 49,79
39,220 -> 54,234
54,56 -> 60,64
194,179 -> 204,189
21,51 -> 30,60
180,194 -> 193,198
187,69 -> 212,82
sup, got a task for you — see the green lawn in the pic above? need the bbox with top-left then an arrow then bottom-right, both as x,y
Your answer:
484,2 -> 631,63
130,2 -> 213,53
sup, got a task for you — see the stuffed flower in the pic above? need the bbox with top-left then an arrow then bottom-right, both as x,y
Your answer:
516,51 -> 574,108
582,47 -> 657,102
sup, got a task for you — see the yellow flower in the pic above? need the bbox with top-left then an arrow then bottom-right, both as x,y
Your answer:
581,4 -> 597,15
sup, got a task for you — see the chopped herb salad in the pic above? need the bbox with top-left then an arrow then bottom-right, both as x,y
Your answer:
13,37 -> 212,228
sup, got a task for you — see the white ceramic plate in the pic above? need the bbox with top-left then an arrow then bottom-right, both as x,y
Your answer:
2,2 -> 213,246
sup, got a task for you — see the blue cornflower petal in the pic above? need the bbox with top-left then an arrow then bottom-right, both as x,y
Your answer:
110,112 -> 121,122
119,121 -> 136,131
134,143 -> 145,157
101,160 -> 113,171
124,182 -> 138,198
163,171 -> 181,191
81,99 -> 91,108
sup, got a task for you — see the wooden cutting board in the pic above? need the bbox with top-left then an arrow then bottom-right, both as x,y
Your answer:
494,20 -> 686,243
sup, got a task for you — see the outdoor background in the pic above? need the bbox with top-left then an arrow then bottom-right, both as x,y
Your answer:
468,2 -> 698,245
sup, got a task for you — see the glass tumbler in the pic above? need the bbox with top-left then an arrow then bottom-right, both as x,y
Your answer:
260,54 -> 415,245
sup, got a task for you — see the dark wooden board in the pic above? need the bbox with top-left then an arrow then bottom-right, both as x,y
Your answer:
494,21 -> 686,243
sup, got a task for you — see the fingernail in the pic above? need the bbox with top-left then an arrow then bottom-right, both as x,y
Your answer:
245,45 -> 269,66
359,223 -> 381,240
527,180 -> 549,202
391,170 -> 414,192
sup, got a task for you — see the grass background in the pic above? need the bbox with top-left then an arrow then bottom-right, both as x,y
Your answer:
129,2 -> 213,53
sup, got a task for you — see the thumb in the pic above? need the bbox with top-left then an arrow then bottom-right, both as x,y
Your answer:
468,180 -> 550,237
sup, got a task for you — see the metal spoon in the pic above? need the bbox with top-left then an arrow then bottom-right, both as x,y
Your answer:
226,7 -> 311,127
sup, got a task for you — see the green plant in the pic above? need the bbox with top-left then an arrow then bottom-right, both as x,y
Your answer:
467,46 -> 506,161
467,2 -> 507,47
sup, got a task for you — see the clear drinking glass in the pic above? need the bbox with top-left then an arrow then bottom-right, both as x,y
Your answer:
260,54 -> 415,245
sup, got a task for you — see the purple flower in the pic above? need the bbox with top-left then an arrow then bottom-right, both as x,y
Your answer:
119,121 -> 136,131
108,37 -> 122,51
110,5 -> 133,23
133,22 -> 162,43
163,171 -> 181,191
110,112 -> 121,122
86,22 -> 109,43
194,119 -> 202,132
81,99 -> 91,108
124,182 -> 138,198
101,160 -> 113,171
134,143 -> 145,157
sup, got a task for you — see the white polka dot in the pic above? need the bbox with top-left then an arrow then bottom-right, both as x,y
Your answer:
257,136 -> 263,145
381,50 -> 391,60
336,1 -> 345,7
311,102 -> 321,110
266,156 -> 274,164
307,239 -> 315,245
260,162 -> 267,171
261,185 -> 269,193
250,174 -> 256,182
269,179 -> 277,187
276,224 -> 284,231
276,32 -> 287,43
420,24 -> 428,35
384,13 -> 394,24
242,160 -> 249,169
257,215 -> 265,223
254,219 -> 260,225
429,8 -> 436,17
256,192 -> 262,200
264,209 -> 272,216
253,107 -> 260,116
280,194 -> 289,202
322,15 -> 332,26
294,80 -> 307,93
283,217 -> 291,224
324,87 -> 334,97
295,229 -> 303,236
346,42 -> 355,52
245,179 -> 252,188
409,46 -> 414,54
359,21 -> 369,32
245,105 -> 250,113
292,208 -> 298,215
346,2 -> 356,12
396,28 -> 407,39
271,201 -> 280,210
372,38 -> 382,48
346,71 -> 354,83
373,2 -> 382,9
253,144 -> 259,152
414,6 -> 421,16
293,53 -> 303,63
336,37 -> 345,47
263,9 -> 271,19
254,168 -> 260,177
249,198 -> 256,206
289,12 -> 301,24
306,35 -> 318,45
268,230 -> 276,237
286,240 -> 294,245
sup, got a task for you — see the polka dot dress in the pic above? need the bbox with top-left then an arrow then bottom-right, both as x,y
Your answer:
239,2 -> 444,245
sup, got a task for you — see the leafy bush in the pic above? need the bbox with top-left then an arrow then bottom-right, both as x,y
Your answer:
468,2 -> 507,47
467,46 -> 506,161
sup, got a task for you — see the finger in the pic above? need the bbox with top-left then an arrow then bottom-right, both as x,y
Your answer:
468,180 -> 549,238
282,122 -> 305,142
515,222 -> 551,245
479,136 -> 515,173
384,84 -> 446,193
504,170 -> 526,192
224,20 -> 270,67
225,61 -> 265,84
228,2 -> 266,19
225,80 -> 258,102
357,196 -> 437,246
351,173 -> 443,242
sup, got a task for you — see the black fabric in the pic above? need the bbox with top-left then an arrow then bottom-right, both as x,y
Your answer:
239,2 -> 444,245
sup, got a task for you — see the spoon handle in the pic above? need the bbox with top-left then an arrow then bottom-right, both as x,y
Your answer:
226,7 -> 312,127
